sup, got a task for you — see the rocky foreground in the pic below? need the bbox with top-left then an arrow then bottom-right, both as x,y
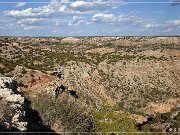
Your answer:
0,77 -> 27,132
0,77 -> 59,133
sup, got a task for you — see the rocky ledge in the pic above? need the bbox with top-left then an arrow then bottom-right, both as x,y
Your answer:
0,77 -> 27,131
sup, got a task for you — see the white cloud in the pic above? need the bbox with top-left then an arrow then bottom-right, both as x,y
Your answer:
68,16 -> 86,26
54,19 -> 69,26
167,20 -> 180,28
53,16 -> 87,26
6,4 -> 56,17
5,0 -> 127,19
70,0 -> 126,11
23,25 -> 42,30
92,13 -> 116,23
17,18 -> 45,25
92,12 -> 147,25
6,2 -> 64,17
92,12 -> 161,32
51,15 -> 180,34
1,19 -> 43,30
92,12 -> 131,24
70,1 -> 94,9
5,1 -> 95,18
4,0 -> 125,32
15,2 -> 26,8
3,0 -> 179,34
58,5 -> 67,12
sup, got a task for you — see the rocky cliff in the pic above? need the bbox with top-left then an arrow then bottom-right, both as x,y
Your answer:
0,77 -> 27,132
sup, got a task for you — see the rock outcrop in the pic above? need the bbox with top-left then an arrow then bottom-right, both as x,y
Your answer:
0,77 -> 27,131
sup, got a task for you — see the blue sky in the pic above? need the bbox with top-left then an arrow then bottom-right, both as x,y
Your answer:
0,0 -> 179,36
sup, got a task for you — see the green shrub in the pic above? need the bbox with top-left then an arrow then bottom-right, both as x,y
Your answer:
26,93 -> 93,133
91,109 -> 137,133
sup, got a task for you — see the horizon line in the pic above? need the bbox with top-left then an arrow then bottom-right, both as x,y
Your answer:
0,35 -> 180,38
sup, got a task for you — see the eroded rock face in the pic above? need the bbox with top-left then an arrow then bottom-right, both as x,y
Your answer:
0,77 -> 27,131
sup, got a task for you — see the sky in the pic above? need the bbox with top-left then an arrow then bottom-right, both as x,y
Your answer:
0,0 -> 179,36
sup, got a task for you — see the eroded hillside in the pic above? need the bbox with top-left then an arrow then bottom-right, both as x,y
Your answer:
0,36 -> 180,133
